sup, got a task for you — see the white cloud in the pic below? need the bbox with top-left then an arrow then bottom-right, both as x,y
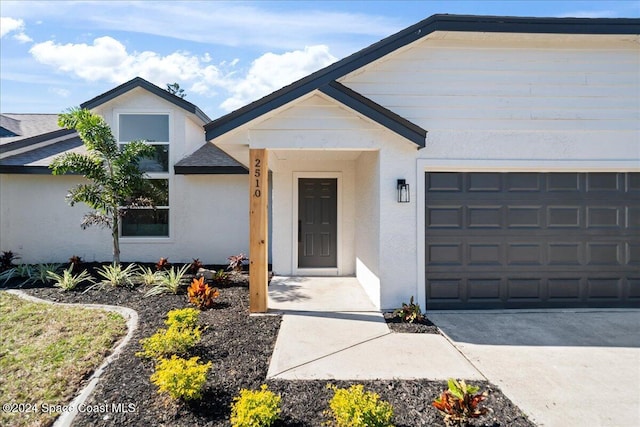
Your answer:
28,35 -> 337,112
0,17 -> 23,37
29,36 -> 227,87
0,16 -> 32,42
220,45 -> 337,112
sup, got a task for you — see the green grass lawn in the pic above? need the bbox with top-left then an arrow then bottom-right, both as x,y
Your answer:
0,292 -> 127,427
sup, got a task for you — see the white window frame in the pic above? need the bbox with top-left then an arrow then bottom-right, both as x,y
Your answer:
115,111 -> 173,241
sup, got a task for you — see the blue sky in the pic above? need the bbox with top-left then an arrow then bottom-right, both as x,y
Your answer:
1,1 -> 639,120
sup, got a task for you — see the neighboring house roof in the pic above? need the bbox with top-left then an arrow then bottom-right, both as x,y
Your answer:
204,14 -> 640,142
81,77 -> 212,124
0,134 -> 85,174
174,143 -> 248,175
0,114 -> 62,144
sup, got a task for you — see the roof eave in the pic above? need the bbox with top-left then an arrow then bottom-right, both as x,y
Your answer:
318,81 -> 426,147
81,77 -> 211,124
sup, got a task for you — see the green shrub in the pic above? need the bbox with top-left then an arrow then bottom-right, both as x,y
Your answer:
150,355 -> 211,400
48,265 -> 94,291
137,325 -> 201,360
231,384 -> 281,427
165,307 -> 200,330
0,263 -> 62,287
144,264 -> 189,297
95,263 -> 137,287
326,384 -> 394,427
136,265 -> 161,287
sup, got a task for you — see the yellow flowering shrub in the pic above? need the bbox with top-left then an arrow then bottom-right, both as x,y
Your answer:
326,384 -> 394,427
231,384 -> 282,427
150,355 -> 211,400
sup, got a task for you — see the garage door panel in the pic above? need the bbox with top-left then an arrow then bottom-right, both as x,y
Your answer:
548,243 -> 582,265
548,279 -> 581,300
586,173 -> 621,192
468,243 -> 502,265
508,207 -> 542,227
587,243 -> 622,265
588,279 -> 621,299
426,172 -> 640,309
508,243 -> 543,265
467,279 -> 501,300
628,279 -> 640,299
428,279 -> 463,300
468,173 -> 501,191
587,207 -> 621,228
506,173 -> 541,191
467,206 -> 502,228
426,206 -> 463,227
427,172 -> 462,191
507,279 -> 543,301
547,173 -> 580,192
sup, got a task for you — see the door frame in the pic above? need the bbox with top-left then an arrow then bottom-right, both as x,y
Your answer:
292,172 -> 342,276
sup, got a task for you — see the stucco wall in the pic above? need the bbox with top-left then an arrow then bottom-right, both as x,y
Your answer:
354,151 -> 381,306
0,173 -> 248,264
0,174 -> 111,262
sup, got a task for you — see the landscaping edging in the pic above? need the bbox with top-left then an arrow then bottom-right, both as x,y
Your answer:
5,290 -> 139,427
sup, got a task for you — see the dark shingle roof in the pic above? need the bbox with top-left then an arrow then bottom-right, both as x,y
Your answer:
204,14 -> 640,142
0,135 -> 84,174
81,77 -> 211,124
174,143 -> 248,175
0,114 -> 62,144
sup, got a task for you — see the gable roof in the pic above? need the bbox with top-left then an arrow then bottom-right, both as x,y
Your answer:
81,77 -> 211,123
204,14 -> 640,141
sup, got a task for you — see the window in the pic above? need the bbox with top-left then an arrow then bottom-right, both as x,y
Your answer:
118,114 -> 169,172
118,114 -> 171,237
121,179 -> 169,237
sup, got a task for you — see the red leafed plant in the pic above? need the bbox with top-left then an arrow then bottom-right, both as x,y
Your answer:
187,277 -> 220,309
432,378 -> 489,426
156,257 -> 172,271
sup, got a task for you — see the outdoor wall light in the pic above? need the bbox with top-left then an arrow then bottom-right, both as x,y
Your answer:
397,179 -> 410,203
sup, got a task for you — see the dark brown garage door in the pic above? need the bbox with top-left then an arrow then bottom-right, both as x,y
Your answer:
425,172 -> 640,309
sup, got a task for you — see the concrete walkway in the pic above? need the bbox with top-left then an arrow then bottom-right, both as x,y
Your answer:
266,277 -> 481,380
429,310 -> 640,427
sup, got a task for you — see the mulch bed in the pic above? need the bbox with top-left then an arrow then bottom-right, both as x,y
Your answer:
383,312 -> 440,334
8,265 -> 534,426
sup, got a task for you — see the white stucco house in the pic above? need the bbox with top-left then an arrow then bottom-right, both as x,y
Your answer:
1,14 -> 639,310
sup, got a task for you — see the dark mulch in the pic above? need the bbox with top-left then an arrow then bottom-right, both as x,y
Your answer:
8,265 -> 534,427
383,312 -> 440,334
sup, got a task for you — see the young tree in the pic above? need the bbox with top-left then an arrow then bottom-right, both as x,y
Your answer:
50,108 -> 157,264
166,82 -> 186,98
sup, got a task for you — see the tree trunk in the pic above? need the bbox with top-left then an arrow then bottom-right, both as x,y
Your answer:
112,215 -> 120,265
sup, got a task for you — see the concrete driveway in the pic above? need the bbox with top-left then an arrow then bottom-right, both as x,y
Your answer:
428,310 -> 640,427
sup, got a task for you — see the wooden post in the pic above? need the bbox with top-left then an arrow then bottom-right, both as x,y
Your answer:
249,148 -> 268,313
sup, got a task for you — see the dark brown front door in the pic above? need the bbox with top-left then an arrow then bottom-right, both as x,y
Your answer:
298,178 -> 337,268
